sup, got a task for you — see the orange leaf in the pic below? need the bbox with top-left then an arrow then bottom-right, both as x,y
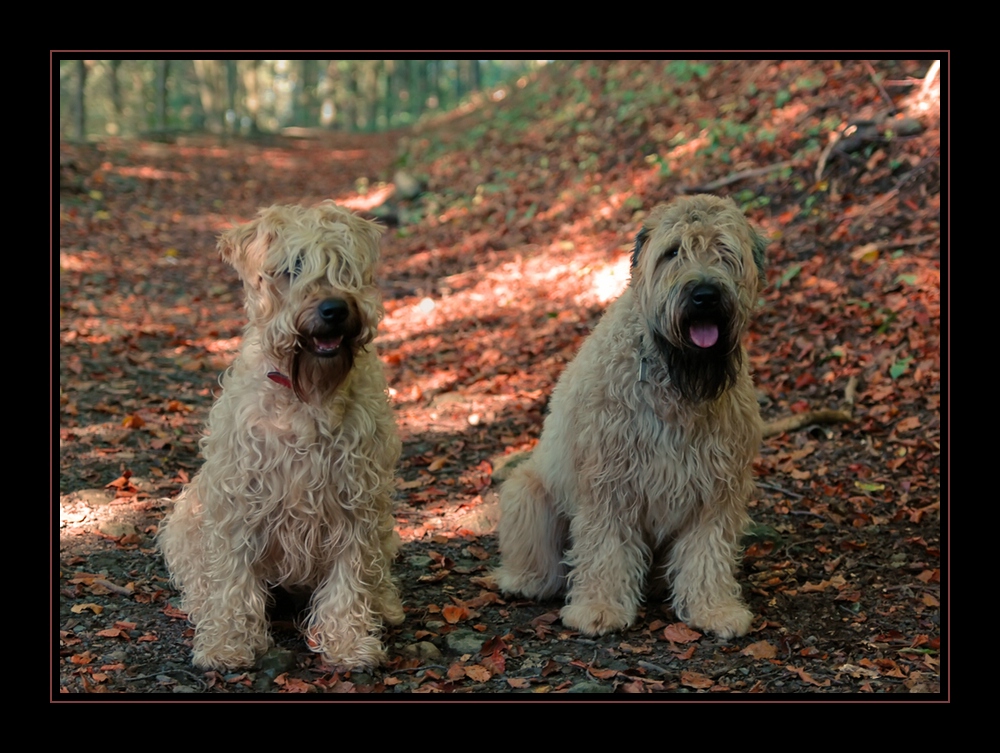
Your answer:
465,664 -> 492,682
741,640 -> 777,659
680,670 -> 713,689
663,622 -> 702,643
786,665 -> 831,687
588,667 -> 619,680
122,413 -> 145,429
442,605 -> 470,624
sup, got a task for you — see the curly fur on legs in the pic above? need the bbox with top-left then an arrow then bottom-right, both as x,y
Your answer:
495,195 -> 766,640
158,203 -> 403,670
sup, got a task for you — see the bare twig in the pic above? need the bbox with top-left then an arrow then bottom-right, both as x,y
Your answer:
850,157 -> 938,227
93,578 -> 133,596
637,660 -> 672,675
844,374 -> 858,408
815,134 -> 839,182
921,60 -> 940,98
757,481 -> 805,499
864,60 -> 896,113
762,409 -> 853,438
681,161 -> 796,194
868,234 -> 939,251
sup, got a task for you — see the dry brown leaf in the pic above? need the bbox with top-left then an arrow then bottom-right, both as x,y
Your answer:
680,670 -> 713,689
663,622 -> 702,643
741,640 -> 778,659
465,664 -> 492,682
442,604 -> 470,624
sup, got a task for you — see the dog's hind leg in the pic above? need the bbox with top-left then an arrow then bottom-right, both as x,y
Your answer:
494,464 -> 568,599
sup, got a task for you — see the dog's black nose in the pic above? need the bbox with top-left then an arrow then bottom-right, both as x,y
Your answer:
318,298 -> 349,323
691,284 -> 720,309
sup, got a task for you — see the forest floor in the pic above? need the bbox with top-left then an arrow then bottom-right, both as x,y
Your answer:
57,60 -> 943,696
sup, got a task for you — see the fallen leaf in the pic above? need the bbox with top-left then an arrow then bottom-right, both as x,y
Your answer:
741,640 -> 778,659
663,623 -> 702,643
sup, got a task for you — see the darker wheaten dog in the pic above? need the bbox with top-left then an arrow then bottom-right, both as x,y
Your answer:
158,202 -> 404,670
494,194 -> 767,639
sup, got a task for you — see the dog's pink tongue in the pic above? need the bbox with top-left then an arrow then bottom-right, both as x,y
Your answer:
314,335 -> 343,353
690,323 -> 719,348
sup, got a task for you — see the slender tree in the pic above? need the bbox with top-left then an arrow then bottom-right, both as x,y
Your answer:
155,60 -> 169,130
107,60 -> 122,135
241,59 -> 261,135
73,60 -> 87,141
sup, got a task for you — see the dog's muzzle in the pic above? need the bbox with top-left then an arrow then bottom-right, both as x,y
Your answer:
686,283 -> 722,349
306,297 -> 353,357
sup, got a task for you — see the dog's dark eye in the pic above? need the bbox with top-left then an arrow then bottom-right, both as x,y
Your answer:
664,244 -> 680,260
285,257 -> 303,278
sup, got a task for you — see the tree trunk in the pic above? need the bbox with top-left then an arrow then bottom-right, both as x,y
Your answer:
321,59 -> 338,128
108,60 -> 122,135
241,59 -> 260,135
295,59 -> 318,127
225,60 -> 238,133
382,59 -> 395,129
155,60 -> 169,131
193,59 -> 220,132
73,60 -> 87,141
344,64 -> 358,131
471,59 -> 481,91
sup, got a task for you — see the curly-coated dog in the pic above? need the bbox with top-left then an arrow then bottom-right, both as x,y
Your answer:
494,194 -> 767,640
158,202 -> 404,670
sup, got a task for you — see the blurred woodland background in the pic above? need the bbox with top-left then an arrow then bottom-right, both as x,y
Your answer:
58,59 -> 542,140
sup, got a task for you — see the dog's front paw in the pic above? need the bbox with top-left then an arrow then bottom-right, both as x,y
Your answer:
492,565 -> 562,600
560,602 -> 635,636
689,603 -> 753,640
192,644 -> 258,671
380,593 -> 405,626
316,635 -> 387,670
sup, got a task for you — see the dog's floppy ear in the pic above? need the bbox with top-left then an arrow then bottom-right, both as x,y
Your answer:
631,226 -> 650,269
352,216 -> 385,283
218,218 -> 270,282
751,230 -> 768,283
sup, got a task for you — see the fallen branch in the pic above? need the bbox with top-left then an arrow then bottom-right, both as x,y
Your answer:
864,60 -> 897,113
680,161 -> 796,193
763,409 -> 853,438
757,481 -> 805,499
921,60 -> 940,98
844,375 -> 858,407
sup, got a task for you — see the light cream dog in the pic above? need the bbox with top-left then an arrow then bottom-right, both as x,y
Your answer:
495,195 -> 766,640
158,202 -> 403,670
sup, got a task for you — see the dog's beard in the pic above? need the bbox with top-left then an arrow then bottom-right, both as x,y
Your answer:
290,345 -> 357,402
288,303 -> 366,403
653,296 -> 741,403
